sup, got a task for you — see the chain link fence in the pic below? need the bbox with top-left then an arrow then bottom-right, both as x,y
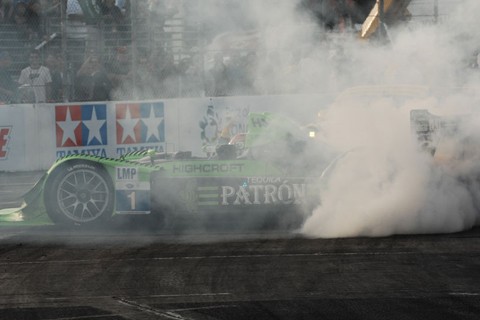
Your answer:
407,0 -> 465,24
0,0 -> 468,104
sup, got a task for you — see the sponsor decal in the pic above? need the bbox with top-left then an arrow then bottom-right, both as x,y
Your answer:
198,105 -> 249,150
115,166 -> 150,214
56,149 -> 107,157
116,102 -> 165,145
55,105 -> 108,158
116,145 -> 164,156
180,179 -> 199,212
55,105 -> 108,147
197,186 -> 220,206
179,179 -> 221,209
115,183 -> 151,214
116,166 -> 139,181
68,163 -> 96,171
199,105 -> 222,145
221,181 -> 307,205
250,117 -> 268,128
247,177 -> 280,184
0,126 -> 12,160
177,179 -> 306,208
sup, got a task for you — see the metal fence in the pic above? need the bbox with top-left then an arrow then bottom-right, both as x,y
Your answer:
0,0 -> 467,104
407,0 -> 465,24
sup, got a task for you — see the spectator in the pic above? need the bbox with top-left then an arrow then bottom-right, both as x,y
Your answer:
11,1 -> 26,23
18,50 -> 52,103
44,0 -> 61,18
25,0 -> 41,38
241,51 -> 258,95
0,0 -> 14,24
0,51 -> 17,103
154,52 -> 180,98
187,52 -> 209,97
101,0 -> 125,49
227,52 -> 245,94
27,0 -> 60,45
102,0 -> 123,27
209,55 -> 231,96
133,1 -> 149,49
175,57 -> 193,97
105,46 -> 131,85
45,52 -> 62,102
116,0 -> 131,46
41,0 -> 62,48
104,46 -> 131,99
149,0 -> 178,32
148,50 -> 164,78
133,53 -> 154,100
227,52 -> 256,95
66,0 -> 103,69
147,50 -> 174,98
262,51 -> 283,94
66,0 -> 87,69
115,0 -> 125,9
0,1 -> 25,70
76,53 -> 111,101
55,53 -> 72,100
11,1 -> 30,40
123,0 -> 130,16
55,53 -> 71,101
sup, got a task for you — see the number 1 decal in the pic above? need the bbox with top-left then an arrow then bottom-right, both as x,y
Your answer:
127,191 -> 136,210
115,178 -> 150,214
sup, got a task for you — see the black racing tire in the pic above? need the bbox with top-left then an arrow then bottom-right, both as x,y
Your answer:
44,160 -> 114,226
261,209 -> 306,232
277,209 -> 306,231
117,211 -> 172,233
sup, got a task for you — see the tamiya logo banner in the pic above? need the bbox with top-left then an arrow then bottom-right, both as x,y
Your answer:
116,103 -> 165,144
55,105 -> 108,147
0,126 -> 12,160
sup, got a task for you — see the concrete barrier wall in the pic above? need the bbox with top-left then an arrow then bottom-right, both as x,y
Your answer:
0,94 -> 332,172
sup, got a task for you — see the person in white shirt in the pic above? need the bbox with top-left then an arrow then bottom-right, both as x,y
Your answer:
18,51 -> 52,103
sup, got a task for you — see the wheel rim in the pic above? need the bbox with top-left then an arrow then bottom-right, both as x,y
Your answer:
56,169 -> 110,222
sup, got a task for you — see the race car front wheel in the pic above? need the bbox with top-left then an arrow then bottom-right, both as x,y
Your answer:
44,160 -> 114,226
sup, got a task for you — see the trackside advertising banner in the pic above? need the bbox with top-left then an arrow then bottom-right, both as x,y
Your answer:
54,102 -> 167,158
0,94 -> 331,171
173,94 -> 332,156
0,106 -> 26,171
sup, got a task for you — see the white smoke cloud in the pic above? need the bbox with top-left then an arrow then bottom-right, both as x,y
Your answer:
302,96 -> 480,238
299,0 -> 480,238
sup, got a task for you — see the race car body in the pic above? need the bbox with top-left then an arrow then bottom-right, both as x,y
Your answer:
0,112 -> 330,229
410,109 -> 476,165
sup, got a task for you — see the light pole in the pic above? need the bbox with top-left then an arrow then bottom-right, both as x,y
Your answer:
61,0 -> 69,102
379,0 -> 386,41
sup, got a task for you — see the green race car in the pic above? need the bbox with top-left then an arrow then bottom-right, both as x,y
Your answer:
0,112 -> 333,230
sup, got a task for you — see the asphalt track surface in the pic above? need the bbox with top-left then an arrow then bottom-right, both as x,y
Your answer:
1,171 -> 480,319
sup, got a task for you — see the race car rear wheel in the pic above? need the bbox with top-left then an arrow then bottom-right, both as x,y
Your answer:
44,160 -> 114,226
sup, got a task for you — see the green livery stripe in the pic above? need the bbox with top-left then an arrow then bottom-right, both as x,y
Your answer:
199,194 -> 218,198
198,186 -> 218,191
198,201 -> 219,206
198,186 -> 219,206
